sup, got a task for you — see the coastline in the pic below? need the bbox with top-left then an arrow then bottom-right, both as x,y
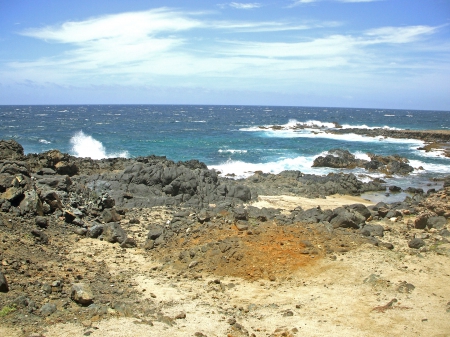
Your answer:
1,139 -> 450,336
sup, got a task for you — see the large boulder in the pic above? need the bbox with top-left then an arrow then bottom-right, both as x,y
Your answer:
0,140 -> 24,160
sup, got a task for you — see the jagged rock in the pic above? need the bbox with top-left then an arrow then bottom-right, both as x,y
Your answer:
101,208 -> 121,223
64,210 -> 76,223
35,175 -> 72,191
55,161 -> 79,176
102,222 -> 127,243
19,190 -> 43,215
0,139 -> 24,160
40,190 -> 63,212
312,149 -> 363,169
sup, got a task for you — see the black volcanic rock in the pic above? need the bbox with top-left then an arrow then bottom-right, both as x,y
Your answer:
312,149 -> 364,169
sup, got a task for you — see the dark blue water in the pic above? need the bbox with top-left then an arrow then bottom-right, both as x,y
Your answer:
1,105 -> 449,187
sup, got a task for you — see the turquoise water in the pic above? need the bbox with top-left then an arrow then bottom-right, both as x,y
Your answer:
1,105 -> 449,188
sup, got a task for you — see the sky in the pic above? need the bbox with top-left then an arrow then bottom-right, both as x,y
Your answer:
0,0 -> 449,109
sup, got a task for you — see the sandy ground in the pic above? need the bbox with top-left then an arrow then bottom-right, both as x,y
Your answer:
1,195 -> 450,337
250,194 -> 374,213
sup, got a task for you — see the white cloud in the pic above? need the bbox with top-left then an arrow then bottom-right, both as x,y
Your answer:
3,8 -> 444,94
20,9 -> 202,43
289,0 -> 379,5
338,0 -> 380,2
228,2 -> 262,9
365,25 -> 438,43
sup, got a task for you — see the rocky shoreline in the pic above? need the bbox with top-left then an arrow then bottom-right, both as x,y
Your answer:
262,123 -> 450,157
1,139 -> 450,337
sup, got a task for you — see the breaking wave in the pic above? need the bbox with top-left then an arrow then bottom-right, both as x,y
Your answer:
70,131 -> 129,160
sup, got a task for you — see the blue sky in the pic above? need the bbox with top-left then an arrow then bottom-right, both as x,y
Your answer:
0,0 -> 449,109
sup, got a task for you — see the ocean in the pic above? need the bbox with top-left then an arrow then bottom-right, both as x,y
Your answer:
1,105 -> 450,200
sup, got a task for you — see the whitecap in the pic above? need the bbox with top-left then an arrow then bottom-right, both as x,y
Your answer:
218,149 -> 248,154
409,159 -> 450,174
39,139 -> 51,144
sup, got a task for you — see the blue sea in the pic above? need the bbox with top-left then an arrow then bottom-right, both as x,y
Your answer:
1,105 -> 450,199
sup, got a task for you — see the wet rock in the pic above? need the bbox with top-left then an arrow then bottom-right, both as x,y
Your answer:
71,283 -> 94,305
312,149 -> 363,169
0,271 -> 9,292
408,238 -> 426,249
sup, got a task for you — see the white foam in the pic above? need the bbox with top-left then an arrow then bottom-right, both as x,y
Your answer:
218,149 -> 248,154
409,159 -> 450,174
261,129 -> 423,146
39,139 -> 51,144
210,155 -> 331,179
354,151 -> 371,161
70,131 -> 129,160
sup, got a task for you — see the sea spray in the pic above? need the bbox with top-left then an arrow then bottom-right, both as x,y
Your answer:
70,131 -> 128,159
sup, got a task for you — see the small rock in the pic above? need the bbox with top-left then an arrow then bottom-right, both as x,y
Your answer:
380,242 -> 394,250
188,261 -> 199,268
71,283 -> 94,305
408,238 -> 426,249
40,303 -> 57,317
227,318 -> 236,325
35,216 -> 48,228
0,271 -> 9,292
175,312 -> 186,319
120,237 -> 137,248
31,229 -> 49,244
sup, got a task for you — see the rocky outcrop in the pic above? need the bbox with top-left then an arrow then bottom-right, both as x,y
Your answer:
312,149 -> 415,176
312,149 -> 365,169
245,170 -> 384,198
0,140 -> 25,160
